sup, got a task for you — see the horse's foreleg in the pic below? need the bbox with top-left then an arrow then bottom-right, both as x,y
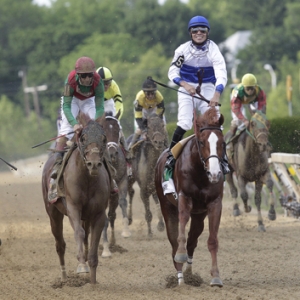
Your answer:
118,181 -> 131,238
101,218 -> 111,258
238,177 -> 251,213
152,193 -> 165,232
175,194 -> 192,264
49,210 -> 67,281
89,211 -> 106,284
82,221 -> 90,261
184,212 -> 206,278
255,181 -> 266,232
67,204 -> 89,273
207,199 -> 223,287
141,191 -> 153,237
266,171 -> 276,221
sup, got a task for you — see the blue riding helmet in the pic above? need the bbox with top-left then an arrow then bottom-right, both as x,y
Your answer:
188,16 -> 210,31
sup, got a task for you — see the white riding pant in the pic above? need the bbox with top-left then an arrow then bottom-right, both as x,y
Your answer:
177,82 -> 219,131
231,102 -> 259,126
134,107 -> 166,132
104,98 -> 116,115
59,96 -> 95,139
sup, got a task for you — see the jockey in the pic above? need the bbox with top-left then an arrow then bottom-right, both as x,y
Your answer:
96,66 -> 132,173
128,76 -> 167,149
48,57 -> 118,202
226,73 -> 267,162
162,15 -> 229,196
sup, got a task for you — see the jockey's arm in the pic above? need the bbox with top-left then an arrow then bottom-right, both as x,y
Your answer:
111,81 -> 124,118
94,79 -> 105,119
257,88 -> 267,114
231,96 -> 247,123
62,82 -> 77,126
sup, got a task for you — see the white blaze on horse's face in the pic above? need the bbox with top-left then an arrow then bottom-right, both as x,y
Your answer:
207,132 -> 221,182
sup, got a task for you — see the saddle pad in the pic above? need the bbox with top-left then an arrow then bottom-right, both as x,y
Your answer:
171,134 -> 195,159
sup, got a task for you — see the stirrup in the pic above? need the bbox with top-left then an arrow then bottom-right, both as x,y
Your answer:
162,178 -> 178,200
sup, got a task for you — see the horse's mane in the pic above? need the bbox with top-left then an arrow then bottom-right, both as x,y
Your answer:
196,107 -> 221,129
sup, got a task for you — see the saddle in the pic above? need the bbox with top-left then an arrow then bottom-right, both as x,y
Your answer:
171,134 -> 195,159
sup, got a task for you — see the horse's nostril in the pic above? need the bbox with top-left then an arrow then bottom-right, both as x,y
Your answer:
87,162 -> 92,168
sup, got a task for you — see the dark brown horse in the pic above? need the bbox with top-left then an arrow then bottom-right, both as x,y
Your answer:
126,112 -> 167,236
42,114 -> 110,284
101,111 -> 131,257
225,108 -> 276,232
155,108 -> 225,287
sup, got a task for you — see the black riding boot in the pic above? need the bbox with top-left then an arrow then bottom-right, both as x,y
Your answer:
163,126 -> 186,182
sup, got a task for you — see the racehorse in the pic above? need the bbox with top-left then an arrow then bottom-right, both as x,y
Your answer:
41,113 -> 110,284
155,107 -> 225,287
126,112 -> 167,236
101,111 -> 131,257
225,107 -> 276,232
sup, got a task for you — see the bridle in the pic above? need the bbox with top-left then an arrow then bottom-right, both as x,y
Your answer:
197,126 -> 223,170
105,115 -> 121,153
77,122 -> 106,164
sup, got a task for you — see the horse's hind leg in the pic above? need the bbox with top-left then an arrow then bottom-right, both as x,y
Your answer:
226,171 -> 240,216
266,171 -> 276,221
48,209 -> 67,281
255,181 -> 266,232
152,193 -> 165,232
107,193 -> 119,246
101,218 -> 111,258
127,177 -> 135,225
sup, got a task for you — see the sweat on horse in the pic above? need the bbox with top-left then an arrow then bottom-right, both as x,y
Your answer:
155,107 -> 225,287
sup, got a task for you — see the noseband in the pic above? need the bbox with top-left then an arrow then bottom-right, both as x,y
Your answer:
77,122 -> 106,164
198,126 -> 222,170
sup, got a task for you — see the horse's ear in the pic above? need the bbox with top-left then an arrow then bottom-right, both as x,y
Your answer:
77,112 -> 90,127
115,109 -> 121,120
248,104 -> 257,115
96,114 -> 106,126
219,114 -> 224,126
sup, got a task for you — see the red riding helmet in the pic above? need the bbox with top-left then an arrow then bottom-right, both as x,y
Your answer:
75,57 -> 96,73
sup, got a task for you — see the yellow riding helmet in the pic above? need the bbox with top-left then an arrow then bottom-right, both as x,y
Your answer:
96,67 -> 113,82
241,73 -> 257,87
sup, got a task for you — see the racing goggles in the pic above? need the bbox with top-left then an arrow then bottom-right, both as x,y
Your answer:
80,73 -> 94,78
245,86 -> 255,92
191,27 -> 208,34
145,91 -> 156,96
103,79 -> 112,85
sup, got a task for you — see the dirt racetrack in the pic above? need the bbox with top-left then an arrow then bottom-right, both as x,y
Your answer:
0,155 -> 300,300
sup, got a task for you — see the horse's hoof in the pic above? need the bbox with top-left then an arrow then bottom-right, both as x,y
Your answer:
174,253 -> 188,263
257,224 -> 266,232
268,211 -> 276,221
101,249 -> 112,258
121,230 -> 131,238
245,205 -> 252,213
210,277 -> 223,287
77,263 -> 90,273
233,208 -> 241,217
157,221 -> 165,232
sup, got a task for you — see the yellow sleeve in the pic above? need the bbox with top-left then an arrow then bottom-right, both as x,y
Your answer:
105,80 -> 124,119
155,91 -> 164,116
134,91 -> 144,119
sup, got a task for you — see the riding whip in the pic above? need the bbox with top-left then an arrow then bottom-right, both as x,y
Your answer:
31,131 -> 75,149
150,78 -> 221,106
0,157 -> 17,171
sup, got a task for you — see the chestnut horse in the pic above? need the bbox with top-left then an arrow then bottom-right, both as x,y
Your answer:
126,112 -> 167,236
42,114 -> 110,284
225,108 -> 276,232
101,111 -> 131,258
155,108 -> 225,287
